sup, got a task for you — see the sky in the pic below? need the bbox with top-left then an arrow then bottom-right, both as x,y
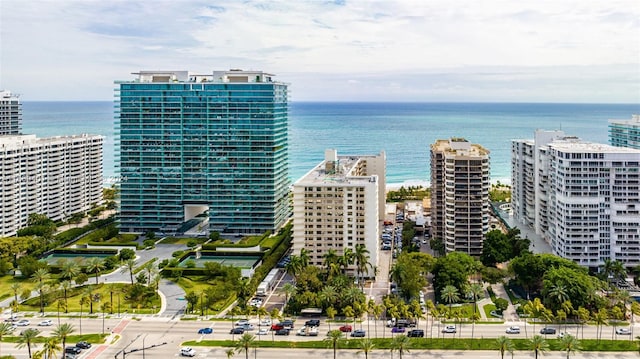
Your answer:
1,0 -> 639,103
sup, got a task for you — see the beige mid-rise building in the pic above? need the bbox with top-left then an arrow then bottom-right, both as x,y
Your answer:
292,149 -> 385,277
430,138 -> 490,256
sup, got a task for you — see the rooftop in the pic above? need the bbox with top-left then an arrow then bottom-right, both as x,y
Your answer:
609,114 -> 640,126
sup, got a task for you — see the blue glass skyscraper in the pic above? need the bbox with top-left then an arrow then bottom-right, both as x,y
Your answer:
115,70 -> 290,235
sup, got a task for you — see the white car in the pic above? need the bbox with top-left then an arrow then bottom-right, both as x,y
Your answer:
257,328 -> 269,335
180,347 -> 196,357
38,320 -> 53,326
616,328 -> 631,335
235,319 -> 250,326
442,325 -> 456,333
259,319 -> 272,326
505,326 -> 520,334
15,319 -> 30,327
557,331 -> 572,339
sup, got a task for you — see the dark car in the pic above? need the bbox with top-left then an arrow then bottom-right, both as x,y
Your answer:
391,327 -> 405,333
339,325 -> 352,332
65,347 -> 82,355
274,328 -> 290,336
350,329 -> 366,337
281,319 -> 295,329
408,329 -> 424,337
75,341 -> 92,349
305,319 -> 320,327
540,327 -> 556,334
230,327 -> 245,335
198,327 -> 213,334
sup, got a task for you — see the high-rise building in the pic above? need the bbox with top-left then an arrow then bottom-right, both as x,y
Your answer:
0,90 -> 21,135
609,114 -> 640,149
512,131 -> 640,269
115,70 -> 290,235
430,138 -> 490,256
0,134 -> 103,236
292,149 -> 385,276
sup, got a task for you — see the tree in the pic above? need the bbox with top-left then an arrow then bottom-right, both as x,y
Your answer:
495,336 -> 514,359
324,329 -> 345,359
440,285 -> 460,310
356,338 -> 375,359
0,322 -> 14,357
547,284 -> 569,310
234,333 -> 255,359
326,307 -> 337,332
354,244 -> 371,288
576,307 -> 590,340
529,335 -> 549,359
85,257 -> 105,284
52,322 -> 75,356
31,267 -> 50,313
560,333 -> 582,359
593,308 -> 608,343
432,252 -> 476,299
225,348 -> 235,359
39,336 -> 61,359
390,334 -> 411,359
282,283 -> 297,312
59,281 -> 73,313
59,259 -> 80,282
17,328 -> 41,358
122,259 -> 136,285
119,248 -> 135,261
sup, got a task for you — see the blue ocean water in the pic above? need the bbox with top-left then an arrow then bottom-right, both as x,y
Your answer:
20,101 -> 640,186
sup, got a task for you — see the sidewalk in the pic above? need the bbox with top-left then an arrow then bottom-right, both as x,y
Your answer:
492,282 -> 520,322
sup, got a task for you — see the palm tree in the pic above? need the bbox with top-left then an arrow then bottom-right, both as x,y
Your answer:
40,336 -> 61,359
225,348 -> 235,359
440,285 -> 460,311
52,323 -> 75,356
35,282 -> 50,314
11,282 -> 22,306
466,283 -> 483,343
60,259 -> 80,282
354,244 -> 371,288
122,259 -> 136,285
323,249 -> 339,273
282,282 -> 296,312
390,334 -> 411,359
372,303 -> 383,339
17,328 -> 41,358
529,335 -> 549,359
338,247 -> 354,274
560,333 -> 582,359
593,308 -> 608,342
59,281 -> 73,313
319,286 -> 339,310
326,306 -> 337,332
32,268 -> 51,314
343,305 -> 355,333
356,338 -> 375,359
85,257 -> 105,284
611,260 -> 627,281
495,335 -> 514,359
0,322 -> 14,357
548,284 -> 569,309
234,333 -> 255,359
324,329 -> 344,359
576,306 -> 590,340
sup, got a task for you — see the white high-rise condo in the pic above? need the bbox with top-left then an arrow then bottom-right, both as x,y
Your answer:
292,149 -> 385,277
430,138 -> 490,256
609,114 -> 640,149
512,130 -> 640,270
0,90 -> 21,135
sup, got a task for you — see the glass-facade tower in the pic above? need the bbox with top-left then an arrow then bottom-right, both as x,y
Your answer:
115,70 -> 290,235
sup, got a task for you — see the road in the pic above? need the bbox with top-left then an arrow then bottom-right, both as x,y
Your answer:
3,316 -> 637,358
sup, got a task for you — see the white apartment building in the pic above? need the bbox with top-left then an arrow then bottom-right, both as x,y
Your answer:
609,114 -> 640,149
430,138 -> 490,256
292,149 -> 385,277
0,90 -> 21,135
512,131 -> 640,269
0,134 -> 103,236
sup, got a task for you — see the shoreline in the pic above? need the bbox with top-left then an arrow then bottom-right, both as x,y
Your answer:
386,177 -> 512,191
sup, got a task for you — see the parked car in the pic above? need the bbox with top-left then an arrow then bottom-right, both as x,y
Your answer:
15,319 -> 30,327
305,319 -> 320,327
339,325 -> 353,332
275,328 -> 290,336
65,347 -> 82,355
505,326 -> 521,334
198,327 -> 213,334
75,341 -> 92,349
616,328 -> 631,335
351,329 -> 366,337
180,347 -> 196,357
230,327 -> 245,335
63,354 -> 77,359
391,326 -> 406,333
408,329 -> 424,337
540,327 -> 556,335
442,325 -> 457,334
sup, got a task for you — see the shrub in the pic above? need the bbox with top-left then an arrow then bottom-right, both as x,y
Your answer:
119,248 -> 136,261
186,239 -> 199,248
494,298 -> 509,313
172,250 -> 185,258
143,239 -> 155,248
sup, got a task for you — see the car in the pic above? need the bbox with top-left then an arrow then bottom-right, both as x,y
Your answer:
235,319 -> 250,326
65,347 -> 82,355
260,319 -> 272,326
198,327 -> 213,334
180,347 -> 196,357
351,329 -> 366,337
257,328 -> 269,335
408,329 -> 424,337
274,328 -> 290,336
616,328 -> 631,335
557,331 -> 572,339
339,325 -> 353,332
271,323 -> 284,331
540,327 -> 556,335
4,315 -> 19,322
75,341 -> 92,349
281,319 -> 295,329
249,298 -> 263,307
442,325 -> 457,333
505,326 -> 521,334
296,327 -> 319,336
63,354 -> 77,359
391,326 -> 406,333
305,319 -> 320,327
239,323 -> 254,331
230,327 -> 245,334
15,319 -> 30,327
38,319 -> 53,326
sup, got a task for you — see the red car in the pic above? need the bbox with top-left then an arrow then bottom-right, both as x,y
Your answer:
339,325 -> 353,332
271,324 -> 284,331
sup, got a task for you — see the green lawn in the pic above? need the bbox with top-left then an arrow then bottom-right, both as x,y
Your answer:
0,276 -> 36,303
2,333 -> 107,344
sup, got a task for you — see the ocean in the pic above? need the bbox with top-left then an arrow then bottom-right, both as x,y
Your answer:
20,101 -> 640,187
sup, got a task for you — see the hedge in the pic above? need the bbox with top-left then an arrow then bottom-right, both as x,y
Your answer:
87,241 -> 139,248
51,248 -> 118,255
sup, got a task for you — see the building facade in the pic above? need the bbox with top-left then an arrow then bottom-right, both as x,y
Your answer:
292,149 -> 385,277
0,90 -> 21,135
116,70 -> 290,235
0,134 -> 103,236
512,131 -> 640,269
609,115 -> 640,149
430,138 -> 490,256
